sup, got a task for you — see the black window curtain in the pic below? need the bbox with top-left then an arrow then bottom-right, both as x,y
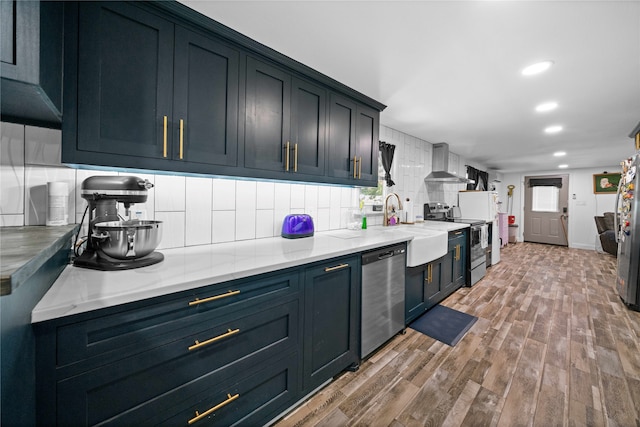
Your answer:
528,177 -> 563,188
466,166 -> 488,191
379,141 -> 395,187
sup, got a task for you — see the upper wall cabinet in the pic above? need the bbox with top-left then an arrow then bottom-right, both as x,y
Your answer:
63,2 -> 240,173
61,1 -> 385,186
245,57 -> 326,178
328,94 -> 379,185
1,1 -> 63,127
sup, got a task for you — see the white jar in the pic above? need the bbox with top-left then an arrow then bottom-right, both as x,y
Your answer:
46,182 -> 68,226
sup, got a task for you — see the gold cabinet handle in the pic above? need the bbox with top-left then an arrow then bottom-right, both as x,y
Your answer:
455,244 -> 461,261
179,119 -> 184,160
324,263 -> 349,272
188,290 -> 240,306
188,328 -> 240,351
285,141 -> 290,171
358,156 -> 362,179
188,393 -> 239,425
294,143 -> 298,172
424,264 -> 432,283
353,156 -> 357,178
163,115 -> 168,158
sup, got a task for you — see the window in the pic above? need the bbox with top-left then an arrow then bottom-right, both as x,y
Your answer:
359,150 -> 385,206
531,186 -> 559,212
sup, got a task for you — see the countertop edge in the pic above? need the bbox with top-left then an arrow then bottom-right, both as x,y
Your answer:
31,231 -> 414,323
1,225 -> 80,296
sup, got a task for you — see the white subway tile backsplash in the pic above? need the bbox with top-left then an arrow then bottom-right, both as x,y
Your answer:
212,211 -> 235,243
155,211 -> 185,249
290,183 -> 305,209
1,122 -> 25,216
316,208 -> 330,231
274,182 -> 291,212
304,185 -> 318,210
25,126 -> 61,166
256,209 -> 274,239
212,178 -> 236,211
185,177 -> 212,246
24,165 -> 75,226
155,175 -> 185,212
317,186 -> 331,208
235,208 -> 256,241
236,180 -> 257,212
256,181 -> 275,209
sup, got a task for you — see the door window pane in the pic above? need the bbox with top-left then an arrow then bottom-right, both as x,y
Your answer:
532,186 -> 559,212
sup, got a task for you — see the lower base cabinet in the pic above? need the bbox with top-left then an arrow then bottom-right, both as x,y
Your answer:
303,255 -> 360,391
405,230 -> 467,324
34,254 -> 361,426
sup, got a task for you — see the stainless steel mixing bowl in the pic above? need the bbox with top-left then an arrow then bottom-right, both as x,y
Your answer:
92,220 -> 163,260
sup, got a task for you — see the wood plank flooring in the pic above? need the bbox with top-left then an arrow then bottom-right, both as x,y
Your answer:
274,242 -> 640,427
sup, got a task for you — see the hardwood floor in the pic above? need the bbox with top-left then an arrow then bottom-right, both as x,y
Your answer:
275,242 -> 640,427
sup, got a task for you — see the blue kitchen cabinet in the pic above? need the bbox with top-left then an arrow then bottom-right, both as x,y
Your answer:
449,230 -> 467,289
327,93 -> 380,186
63,1 -> 240,172
1,1 -> 63,126
404,229 -> 467,324
245,56 -> 327,179
34,252 -> 368,425
35,269 -> 302,426
302,255 -> 360,392
61,1 -> 384,186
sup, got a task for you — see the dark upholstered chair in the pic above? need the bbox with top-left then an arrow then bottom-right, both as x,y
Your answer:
594,212 -> 617,256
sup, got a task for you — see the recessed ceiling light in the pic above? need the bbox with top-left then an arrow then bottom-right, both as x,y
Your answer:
558,164 -> 569,169
545,125 -> 563,134
522,60 -> 554,76
553,151 -> 566,157
536,102 -> 558,112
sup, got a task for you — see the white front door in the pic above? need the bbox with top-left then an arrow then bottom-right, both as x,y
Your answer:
523,174 -> 569,246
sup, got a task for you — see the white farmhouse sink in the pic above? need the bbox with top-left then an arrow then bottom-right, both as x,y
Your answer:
388,226 -> 448,267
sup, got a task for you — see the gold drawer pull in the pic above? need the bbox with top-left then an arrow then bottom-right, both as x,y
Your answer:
188,393 -> 239,425
294,143 -> 298,172
188,290 -> 240,306
163,115 -> 168,158
358,156 -> 362,179
324,263 -> 349,272
189,328 -> 240,351
179,119 -> 184,159
285,141 -> 290,171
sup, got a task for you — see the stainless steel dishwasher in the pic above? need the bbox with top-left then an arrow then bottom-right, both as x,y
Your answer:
361,243 -> 406,358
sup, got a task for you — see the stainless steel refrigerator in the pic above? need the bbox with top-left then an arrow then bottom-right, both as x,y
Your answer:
615,123 -> 640,311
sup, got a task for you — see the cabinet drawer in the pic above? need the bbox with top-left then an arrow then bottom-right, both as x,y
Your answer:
55,270 -> 299,370
56,300 -> 300,426
152,352 -> 299,427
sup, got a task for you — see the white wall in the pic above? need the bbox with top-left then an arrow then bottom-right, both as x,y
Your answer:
500,167 -> 619,250
379,125 -> 489,214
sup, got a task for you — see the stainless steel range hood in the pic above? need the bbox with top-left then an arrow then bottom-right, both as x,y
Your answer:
424,143 -> 473,184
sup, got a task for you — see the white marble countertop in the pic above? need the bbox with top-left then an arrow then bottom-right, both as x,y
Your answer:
32,223 -> 469,323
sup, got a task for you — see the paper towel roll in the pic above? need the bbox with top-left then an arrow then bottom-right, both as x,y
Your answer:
46,182 -> 68,226
404,199 -> 414,223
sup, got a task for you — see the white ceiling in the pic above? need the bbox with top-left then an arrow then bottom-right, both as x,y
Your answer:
182,0 -> 640,174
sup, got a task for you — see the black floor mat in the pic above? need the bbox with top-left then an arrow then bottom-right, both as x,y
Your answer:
409,305 -> 478,346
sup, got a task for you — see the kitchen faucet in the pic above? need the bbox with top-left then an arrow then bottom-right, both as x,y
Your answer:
383,193 -> 403,226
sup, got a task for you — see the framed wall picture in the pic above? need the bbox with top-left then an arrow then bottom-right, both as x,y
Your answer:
593,172 -> 621,194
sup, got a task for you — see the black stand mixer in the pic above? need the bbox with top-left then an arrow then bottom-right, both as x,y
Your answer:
74,176 -> 164,271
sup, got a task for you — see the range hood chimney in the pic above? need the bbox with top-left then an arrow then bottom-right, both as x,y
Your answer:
424,143 -> 472,184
